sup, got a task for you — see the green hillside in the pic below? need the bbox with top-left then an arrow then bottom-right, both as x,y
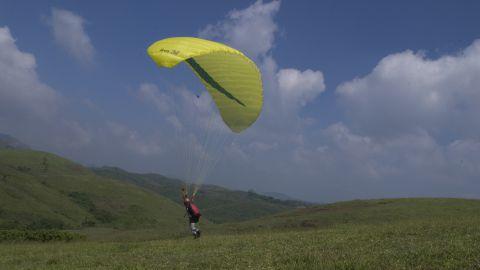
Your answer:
92,166 -> 307,223
0,149 -> 185,231
1,198 -> 480,269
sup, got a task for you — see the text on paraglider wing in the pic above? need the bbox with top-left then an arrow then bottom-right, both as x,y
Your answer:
159,48 -> 180,55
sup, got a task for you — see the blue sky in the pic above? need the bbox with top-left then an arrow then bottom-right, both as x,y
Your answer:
1,1 -> 480,202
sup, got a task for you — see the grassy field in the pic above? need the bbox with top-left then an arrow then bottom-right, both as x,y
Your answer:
1,198 -> 479,269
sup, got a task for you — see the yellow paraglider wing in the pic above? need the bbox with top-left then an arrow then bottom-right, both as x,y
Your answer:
147,37 -> 263,133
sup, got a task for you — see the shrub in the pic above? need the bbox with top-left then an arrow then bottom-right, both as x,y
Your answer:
0,230 -> 85,242
27,218 -> 65,230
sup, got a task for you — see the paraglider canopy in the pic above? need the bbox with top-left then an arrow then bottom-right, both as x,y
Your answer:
147,37 -> 263,133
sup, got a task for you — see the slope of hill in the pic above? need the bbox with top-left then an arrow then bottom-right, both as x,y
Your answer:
0,149 -> 185,231
92,166 -> 307,223
225,197 -> 480,233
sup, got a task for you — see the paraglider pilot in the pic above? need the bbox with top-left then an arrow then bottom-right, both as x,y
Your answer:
181,187 -> 201,238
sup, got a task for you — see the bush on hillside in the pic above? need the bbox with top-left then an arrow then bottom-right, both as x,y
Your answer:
0,229 -> 85,242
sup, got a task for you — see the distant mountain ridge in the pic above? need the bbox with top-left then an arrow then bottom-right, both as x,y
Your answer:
92,166 -> 309,223
261,191 -> 300,202
0,133 -> 29,149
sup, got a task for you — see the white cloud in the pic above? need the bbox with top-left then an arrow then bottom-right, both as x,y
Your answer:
0,26 -> 158,164
249,141 -> 278,152
48,8 -> 95,64
288,122 -> 480,201
0,26 -> 59,120
199,0 -> 280,59
337,40 -> 480,139
277,68 -> 325,107
106,121 -> 163,156
294,38 -> 480,201
137,83 -> 172,113
0,26 -> 94,154
446,139 -> 480,176
136,83 -> 225,132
